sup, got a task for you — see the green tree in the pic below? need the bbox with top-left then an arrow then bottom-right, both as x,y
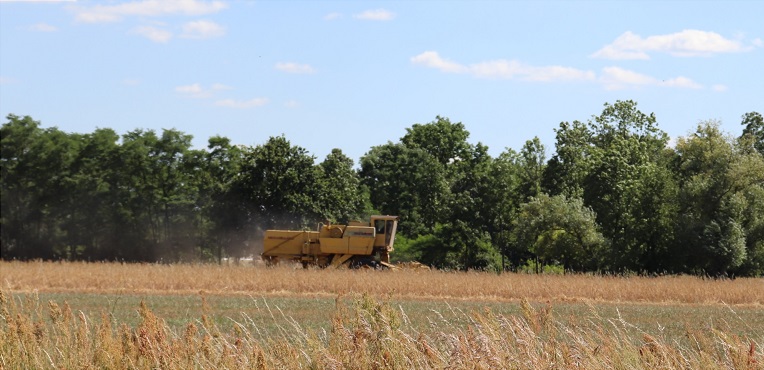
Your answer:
2,115 -> 53,259
675,121 -> 764,275
203,136 -> 246,262
237,136 -> 319,227
316,149 -> 366,223
517,137 -> 546,201
737,184 -> 764,275
1,115 -> 81,260
445,143 -> 501,270
359,142 -> 448,237
741,111 -> 763,155
583,100 -> 675,272
361,116 -> 505,269
543,120 -> 591,198
438,220 -> 499,271
400,116 -> 472,167
511,194 -> 607,272
59,128 -> 122,260
482,149 -> 528,270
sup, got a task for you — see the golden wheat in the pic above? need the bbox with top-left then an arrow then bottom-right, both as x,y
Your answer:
1,261 -> 762,305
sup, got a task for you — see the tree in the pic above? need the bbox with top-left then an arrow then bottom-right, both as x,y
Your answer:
482,149 -> 528,270
361,116 -> 506,270
315,149 -> 366,223
59,128 -> 121,260
359,142 -> 447,236
445,142 -> 502,270
543,120 -> 591,198
1,115 -> 82,260
152,129 -> 200,261
583,100 -> 674,272
203,136 -> 246,262
517,137 -> 546,201
741,111 -> 763,155
511,194 -> 607,272
113,128 -> 201,261
2,115 -> 55,259
400,116 -> 472,167
237,136 -> 319,225
675,121 -> 764,275
737,184 -> 764,275
437,220 -> 499,271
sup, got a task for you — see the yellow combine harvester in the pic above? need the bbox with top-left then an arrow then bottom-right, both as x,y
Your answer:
261,215 -> 398,268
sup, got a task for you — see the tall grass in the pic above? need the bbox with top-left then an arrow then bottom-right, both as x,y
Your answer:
1,290 -> 761,369
2,261 -> 762,305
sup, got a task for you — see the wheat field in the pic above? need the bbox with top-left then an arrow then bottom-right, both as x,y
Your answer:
2,260 -> 762,305
1,261 -> 762,369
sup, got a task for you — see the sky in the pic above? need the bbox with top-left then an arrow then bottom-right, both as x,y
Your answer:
1,0 -> 762,163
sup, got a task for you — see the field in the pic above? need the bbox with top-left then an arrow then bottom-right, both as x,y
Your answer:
1,261 -> 762,369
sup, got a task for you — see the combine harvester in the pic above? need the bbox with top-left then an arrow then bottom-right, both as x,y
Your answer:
262,215 -> 399,269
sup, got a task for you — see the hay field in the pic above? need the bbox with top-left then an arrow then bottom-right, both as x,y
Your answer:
1,261 -> 763,369
2,260 -> 762,305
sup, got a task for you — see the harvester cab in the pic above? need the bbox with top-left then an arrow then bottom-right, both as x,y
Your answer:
371,215 -> 398,264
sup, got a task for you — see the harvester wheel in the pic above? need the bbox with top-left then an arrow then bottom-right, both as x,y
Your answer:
350,257 -> 379,269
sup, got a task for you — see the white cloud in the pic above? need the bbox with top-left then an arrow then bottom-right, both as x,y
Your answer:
0,76 -> 17,85
215,98 -> 269,108
599,67 -> 654,89
176,83 -> 234,98
660,76 -> 703,89
275,62 -> 316,74
181,20 -> 225,39
29,23 -> 58,32
412,51 -> 706,90
592,30 -> 754,60
353,9 -> 395,21
324,12 -> 342,21
74,0 -> 227,23
411,51 -> 595,82
471,60 -> 596,81
211,83 -> 232,91
410,51 -> 467,74
131,25 -> 172,43
175,83 -> 214,98
712,84 -> 729,92
599,66 -> 702,90
179,82 -> 268,108
284,100 -> 299,109
176,83 -> 205,94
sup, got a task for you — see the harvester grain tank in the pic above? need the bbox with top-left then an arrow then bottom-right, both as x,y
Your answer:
261,215 -> 398,268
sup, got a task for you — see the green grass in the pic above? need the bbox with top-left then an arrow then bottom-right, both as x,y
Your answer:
15,291 -> 763,345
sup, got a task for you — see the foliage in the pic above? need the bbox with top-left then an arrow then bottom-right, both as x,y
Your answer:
543,120 -> 591,198
360,116 -> 503,270
674,120 -> 764,275
2,106 -> 762,276
511,194 -> 607,271
316,149 -> 367,223
741,111 -> 764,155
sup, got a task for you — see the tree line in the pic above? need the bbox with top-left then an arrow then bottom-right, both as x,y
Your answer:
2,100 -> 763,276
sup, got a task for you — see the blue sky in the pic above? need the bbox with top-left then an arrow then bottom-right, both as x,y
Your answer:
1,0 -> 762,163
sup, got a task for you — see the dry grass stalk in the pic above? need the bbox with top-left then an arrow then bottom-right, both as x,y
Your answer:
1,290 -> 761,369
